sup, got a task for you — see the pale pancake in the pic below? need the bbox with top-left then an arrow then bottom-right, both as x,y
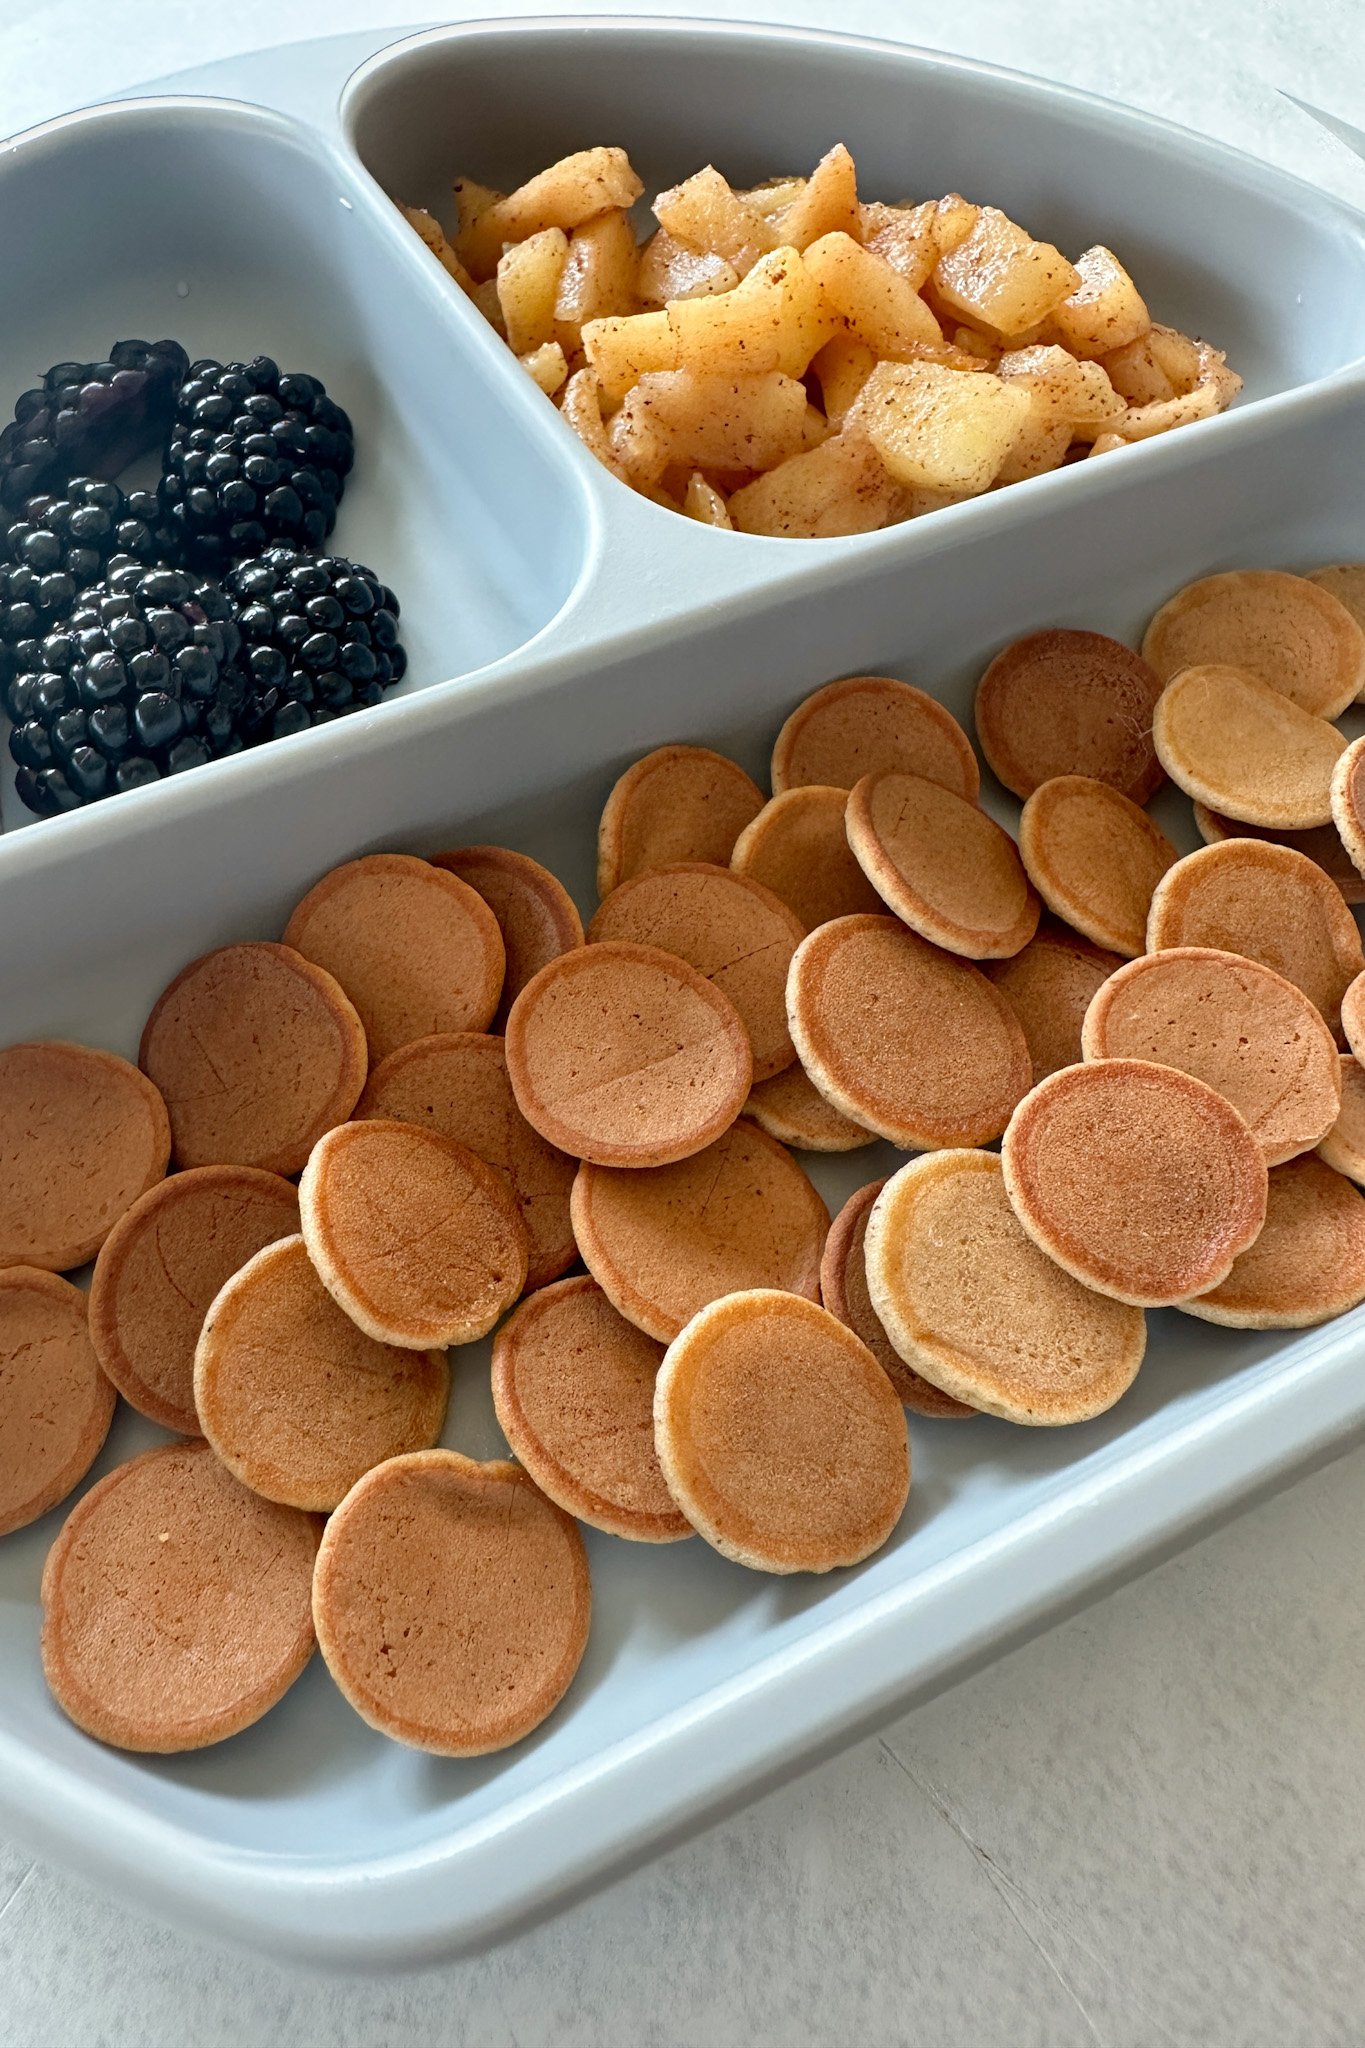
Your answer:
1306,564 -> 1365,703
1152,663 -> 1344,829
864,1153 -> 1146,1424
744,1063 -> 877,1153
1317,1057 -> 1365,1185
974,628 -> 1165,804
1342,971 -> 1365,1066
1019,774 -> 1179,958
1142,568 -> 1365,719
1192,802 -> 1365,908
589,862 -> 804,1082
1182,1155 -> 1365,1328
299,1119 -> 527,1349
41,1440 -> 319,1752
571,1117 -> 828,1343
597,745 -> 764,898
730,786 -> 884,932
312,1449 -> 591,1755
654,1291 -> 909,1573
787,915 -> 1031,1149
0,1268 -> 115,1538
491,1275 -> 690,1542
820,1180 -> 975,1418
846,770 -> 1039,959
1146,839 -> 1364,1040
1081,947 -> 1341,1165
1329,735 -> 1365,883
504,941 -> 752,1168
430,845 -> 584,1030
984,922 -> 1123,1084
771,674 -> 979,801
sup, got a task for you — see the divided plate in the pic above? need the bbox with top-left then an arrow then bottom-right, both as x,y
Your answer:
1,17 -> 1364,1968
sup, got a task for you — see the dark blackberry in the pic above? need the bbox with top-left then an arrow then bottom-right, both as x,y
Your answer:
0,477 -> 171,690
225,549 -> 405,742
7,555 -> 246,817
160,357 -> 355,570
0,340 -> 190,512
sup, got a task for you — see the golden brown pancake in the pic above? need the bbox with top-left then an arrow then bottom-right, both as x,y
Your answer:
1152,663 -> 1345,829
571,1117 -> 828,1342
504,941 -> 752,1168
1146,839 -> 1364,1040
299,1119 -> 527,1349
1191,803 -> 1365,907
89,1166 -> 299,1435
194,1235 -> 449,1510
0,1268 -> 115,1537
1001,1058 -> 1268,1306
597,744 -> 765,898
1081,947 -> 1340,1165
589,863 -> 804,1082
974,628 -> 1165,804
430,844 -> 584,1031
283,853 -> 505,1062
1318,1057 -> 1365,1185
140,942 -> 366,1174
1142,568 -> 1365,719
1182,1155 -> 1365,1328
744,1062 -> 877,1152
984,922 -> 1123,1084
41,1440 -> 319,1752
1306,564 -> 1365,702
653,1290 -> 909,1573
491,1275 -> 690,1542
786,915 -> 1031,1149
864,1153 -> 1146,1424
1329,735 -> 1365,883
1019,774 -> 1179,957
312,1448 -> 591,1755
771,674 -> 979,801
0,1041 -> 169,1271
846,770 -> 1039,958
357,1032 -> 576,1291
820,1180 -> 975,1418
730,786 -> 884,931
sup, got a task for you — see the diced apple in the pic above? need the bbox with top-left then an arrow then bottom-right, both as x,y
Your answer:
554,210 -> 640,358
582,309 -> 679,399
859,201 -> 938,288
1043,245 -> 1150,359
400,205 -> 477,295
996,344 -> 1126,436
559,369 -> 628,480
520,341 -> 568,396
666,246 -> 839,379
804,232 -> 943,357
608,369 -> 812,483
934,207 -> 1080,342
496,228 -> 569,355
460,149 -> 643,278
654,166 -> 777,272
771,144 -> 860,249
729,428 -> 909,537
740,176 -> 808,218
451,177 -> 506,279
994,395 -> 1073,484
638,231 -> 740,306
809,334 -> 879,423
851,360 -> 1031,494
682,471 -> 733,528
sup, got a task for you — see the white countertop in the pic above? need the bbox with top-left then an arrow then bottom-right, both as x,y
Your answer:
2,3 -> 1363,2040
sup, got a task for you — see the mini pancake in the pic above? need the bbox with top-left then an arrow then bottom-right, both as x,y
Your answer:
786,915 -> 1031,1149
430,845 -> 584,1031
974,628 -> 1165,804
89,1166 -> 300,1435
41,1439 -> 319,1753
1343,971 -> 1365,1065
1081,947 -> 1340,1165
0,1042 -> 169,1272
283,853 -> 505,1063
299,1119 -> 528,1349
1317,1057 -> 1365,1184
491,1275 -> 690,1542
194,1234 -> 450,1511
571,1117 -> 828,1343
1192,803 -> 1365,907
820,1180 -> 975,1419
0,1269 -> 115,1537
504,941 -> 752,1168
1146,839 -> 1365,1040
1142,568 -> 1365,719
1182,1155 -> 1365,1329
357,1033 -> 576,1291
984,922 -> 1123,1084
312,1448 -> 591,1756
589,863 -> 804,1082
1019,774 -> 1179,958
1001,1059 -> 1268,1307
1307,564 -> 1365,702
597,744 -> 765,899
653,1290 -> 909,1574
729,786 -> 884,932
846,770 -> 1038,959
770,674 -> 980,801
1330,736 -> 1365,882
140,942 -> 367,1174
744,1062 -> 877,1152
1152,663 -> 1345,829
864,1153 -> 1146,1425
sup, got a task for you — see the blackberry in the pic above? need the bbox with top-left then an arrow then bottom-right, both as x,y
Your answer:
160,357 -> 355,569
0,340 -> 189,512
225,549 -> 405,742
6,556 -> 247,817
0,478 -> 171,690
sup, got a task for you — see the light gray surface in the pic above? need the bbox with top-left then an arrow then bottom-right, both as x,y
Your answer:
1,0 -> 1364,2037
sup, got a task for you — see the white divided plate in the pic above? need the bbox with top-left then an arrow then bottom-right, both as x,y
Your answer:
2,16 -> 1365,1969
